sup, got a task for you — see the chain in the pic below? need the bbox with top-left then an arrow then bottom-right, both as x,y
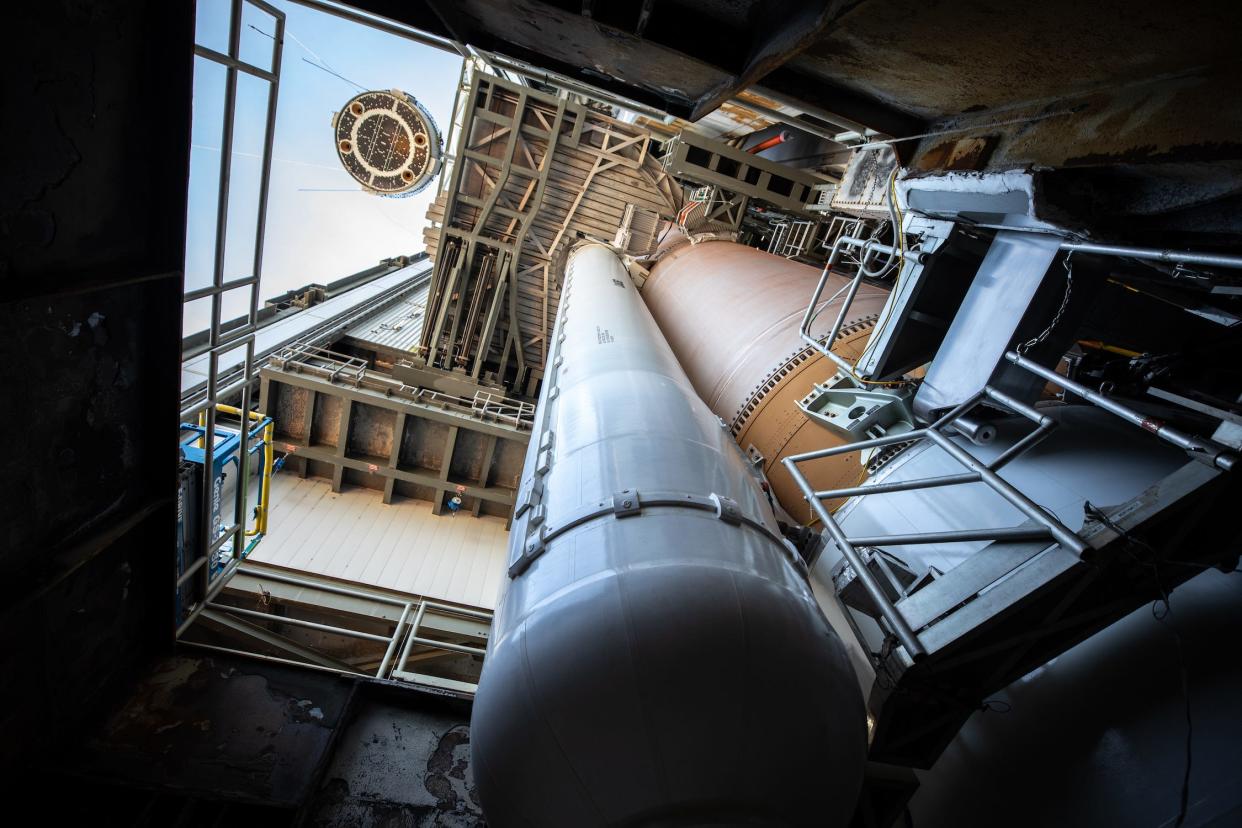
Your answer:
1017,251 -> 1074,355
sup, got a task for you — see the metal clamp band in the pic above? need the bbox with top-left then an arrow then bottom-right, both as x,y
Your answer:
508,488 -> 799,577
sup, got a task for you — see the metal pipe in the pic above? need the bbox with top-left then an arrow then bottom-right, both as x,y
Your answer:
799,235 -> 902,377
982,385 -> 1053,425
231,345 -> 253,571
288,0 -> 467,56
396,601 -> 430,673
176,555 -> 243,639
234,564 -> 406,601
749,131 -> 791,154
786,427 -> 930,464
1004,351 -> 1237,472
408,636 -> 487,657
1059,241 -> 1242,271
848,526 -> 1053,546
814,471 -> 980,500
422,599 -> 494,621
784,456 -> 927,660
949,414 -> 996,446
929,389 -> 989,430
376,603 -> 414,678
989,421 -> 1057,472
178,640 -> 370,678
259,421 -> 273,534
208,602 -> 392,643
176,556 -> 208,588
922,429 -> 1088,555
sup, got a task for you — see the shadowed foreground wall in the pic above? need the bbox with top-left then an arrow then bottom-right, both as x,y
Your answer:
0,0 -> 191,769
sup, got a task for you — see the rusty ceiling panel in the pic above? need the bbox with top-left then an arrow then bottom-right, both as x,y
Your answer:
351,0 -> 848,121
786,0 -> 1241,121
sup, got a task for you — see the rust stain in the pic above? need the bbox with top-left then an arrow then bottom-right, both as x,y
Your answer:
734,90 -> 784,111
916,135 -> 998,172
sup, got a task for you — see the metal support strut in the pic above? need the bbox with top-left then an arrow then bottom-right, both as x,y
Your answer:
1005,351 -> 1237,472
783,382 -> 1089,662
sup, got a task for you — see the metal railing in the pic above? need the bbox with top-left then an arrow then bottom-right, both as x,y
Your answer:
268,344 -> 535,429
784,226 -> 1242,661
186,564 -> 492,692
783,384 -> 1088,660
798,234 -> 907,380
767,219 -> 816,259
1005,351 -> 1238,472
471,390 -> 537,427
271,342 -> 369,384
820,215 -> 866,256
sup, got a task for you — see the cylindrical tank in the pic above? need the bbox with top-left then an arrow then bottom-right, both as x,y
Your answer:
471,243 -> 867,827
643,239 -> 890,521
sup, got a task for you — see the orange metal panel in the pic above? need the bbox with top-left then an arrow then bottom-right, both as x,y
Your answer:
644,239 -> 889,519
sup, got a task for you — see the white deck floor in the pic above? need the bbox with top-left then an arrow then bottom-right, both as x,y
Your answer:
249,472 -> 509,610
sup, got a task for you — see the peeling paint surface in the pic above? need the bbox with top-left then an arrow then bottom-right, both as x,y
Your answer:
307,700 -> 484,827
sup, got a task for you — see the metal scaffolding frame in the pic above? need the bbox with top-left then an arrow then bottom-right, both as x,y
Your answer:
780,223 -> 1242,763
179,0 -> 285,638
185,563 -> 492,695
422,71 -> 679,392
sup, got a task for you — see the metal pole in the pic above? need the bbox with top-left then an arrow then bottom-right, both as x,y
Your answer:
207,603 -> 392,643
238,564 -> 408,606
799,235 -> 901,376
988,421 -> 1056,472
1059,241 -> 1242,271
377,603 -> 414,678
179,640 -> 370,678
814,471 -> 980,500
922,429 -> 1088,555
848,526 -> 1053,546
288,0 -> 467,56
407,636 -> 487,657
423,600 -> 495,622
783,457 -> 927,660
395,602 -> 430,673
1004,351 -> 1237,471
786,427 -> 930,464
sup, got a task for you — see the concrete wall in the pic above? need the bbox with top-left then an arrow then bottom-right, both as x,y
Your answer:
0,0 -> 192,770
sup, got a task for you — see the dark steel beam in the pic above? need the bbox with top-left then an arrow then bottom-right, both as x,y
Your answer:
757,66 -> 926,141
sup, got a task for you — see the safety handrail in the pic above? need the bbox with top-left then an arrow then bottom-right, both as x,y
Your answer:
798,234 -> 905,379
1004,351 -> 1237,472
783,384 -> 1085,661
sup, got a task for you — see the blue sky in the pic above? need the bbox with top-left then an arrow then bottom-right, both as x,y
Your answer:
185,0 -> 462,335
